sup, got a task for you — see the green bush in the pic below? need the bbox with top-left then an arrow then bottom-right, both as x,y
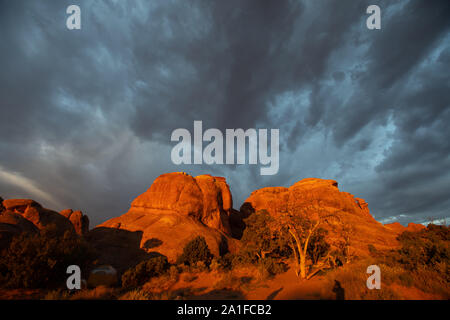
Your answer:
0,228 -> 95,289
176,236 -> 212,266
121,256 -> 169,288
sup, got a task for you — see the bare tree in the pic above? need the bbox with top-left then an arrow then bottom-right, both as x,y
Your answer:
277,199 -> 338,280
339,222 -> 354,264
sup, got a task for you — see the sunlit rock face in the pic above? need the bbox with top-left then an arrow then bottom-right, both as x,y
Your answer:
96,172 -> 238,263
60,209 -> 90,235
241,178 -> 399,256
385,222 -> 426,234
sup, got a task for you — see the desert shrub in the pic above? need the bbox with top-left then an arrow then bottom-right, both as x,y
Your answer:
408,267 -> 450,298
44,289 -> 72,300
240,210 -> 277,261
377,263 -> 404,285
320,225 -> 450,300
210,253 -> 236,271
119,288 -> 150,300
398,272 -> 414,287
176,236 -> 212,266
70,285 -> 116,300
177,263 -> 191,273
397,224 -> 450,273
236,210 -> 291,270
323,258 -> 402,300
213,272 -> 241,290
0,228 -> 96,289
190,260 -> 208,272
307,228 -> 330,265
210,257 -> 221,271
382,224 -> 450,297
121,256 -> 169,288
218,253 -> 235,271
45,286 -> 117,300
231,251 -> 255,267
142,274 -> 178,294
368,244 -> 378,256
323,225 -> 450,299
168,265 -> 179,281
260,257 -> 288,276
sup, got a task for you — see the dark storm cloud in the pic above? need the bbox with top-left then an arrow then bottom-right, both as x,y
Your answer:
0,0 -> 449,225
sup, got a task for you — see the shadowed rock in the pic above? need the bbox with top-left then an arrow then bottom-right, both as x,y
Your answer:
1,198 -> 75,236
85,227 -> 157,273
59,209 -> 90,235
0,210 -> 39,249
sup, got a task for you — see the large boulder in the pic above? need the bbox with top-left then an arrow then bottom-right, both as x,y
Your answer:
1,199 -> 75,236
194,175 -> 232,234
129,172 -> 233,234
131,172 -> 204,219
87,265 -> 118,288
95,172 -> 235,264
3,199 -> 42,212
85,227 -> 151,274
0,210 -> 39,249
241,178 -> 399,256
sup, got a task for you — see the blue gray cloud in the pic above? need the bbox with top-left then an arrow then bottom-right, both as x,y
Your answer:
0,0 -> 449,226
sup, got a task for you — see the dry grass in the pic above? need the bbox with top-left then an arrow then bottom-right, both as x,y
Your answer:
118,289 -> 150,300
322,257 -> 449,300
322,259 -> 401,300
70,286 -> 116,300
43,289 -> 72,300
142,274 -> 178,294
44,286 -> 117,300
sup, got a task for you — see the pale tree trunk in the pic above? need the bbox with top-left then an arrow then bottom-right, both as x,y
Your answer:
289,237 -> 300,277
289,228 -> 307,279
299,251 -> 306,279
288,221 -> 320,280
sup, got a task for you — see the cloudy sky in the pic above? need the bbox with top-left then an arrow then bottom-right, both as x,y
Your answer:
0,0 -> 449,226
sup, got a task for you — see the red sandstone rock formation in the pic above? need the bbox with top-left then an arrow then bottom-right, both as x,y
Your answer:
0,198 -> 84,250
385,222 -> 426,234
241,178 -> 400,256
406,222 -> 426,232
1,199 -> 75,235
0,210 -> 39,249
59,209 -> 90,235
2,175 -> 427,271
95,172 -> 237,263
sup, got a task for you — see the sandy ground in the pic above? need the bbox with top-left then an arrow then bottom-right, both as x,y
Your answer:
162,265 -> 336,300
0,264 -> 443,300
